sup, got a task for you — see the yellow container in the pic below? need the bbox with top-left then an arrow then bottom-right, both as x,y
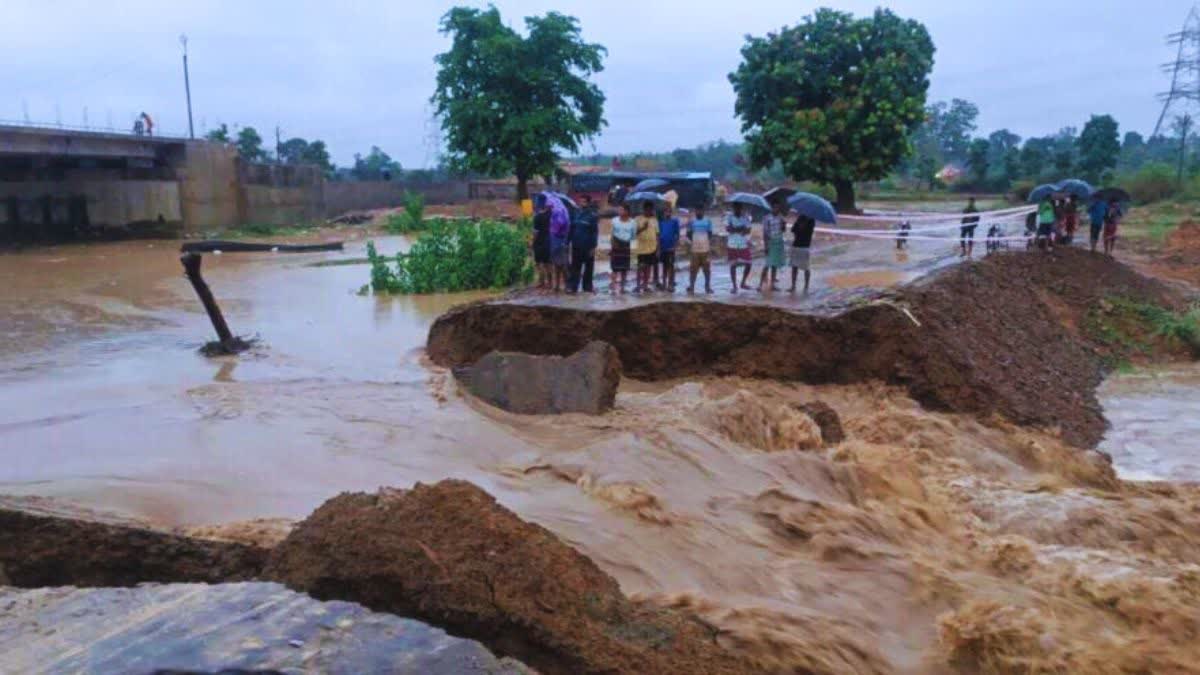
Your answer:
520,198 -> 534,217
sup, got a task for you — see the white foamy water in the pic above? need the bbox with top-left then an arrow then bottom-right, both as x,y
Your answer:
1099,365 -> 1200,482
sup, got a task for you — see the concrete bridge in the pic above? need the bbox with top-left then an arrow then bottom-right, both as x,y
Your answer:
0,125 -> 323,242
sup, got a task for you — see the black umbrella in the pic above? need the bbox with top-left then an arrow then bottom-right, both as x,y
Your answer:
762,187 -> 797,205
624,191 -> 669,204
632,178 -> 671,193
726,192 -> 771,212
1092,187 -> 1132,203
1056,179 -> 1094,199
786,192 -> 838,224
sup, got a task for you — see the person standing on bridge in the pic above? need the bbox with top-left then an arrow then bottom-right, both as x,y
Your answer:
140,112 -> 154,137
960,197 -> 980,258
687,206 -> 715,294
567,194 -> 599,294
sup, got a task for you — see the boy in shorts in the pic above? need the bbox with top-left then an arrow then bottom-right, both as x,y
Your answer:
687,206 -> 714,294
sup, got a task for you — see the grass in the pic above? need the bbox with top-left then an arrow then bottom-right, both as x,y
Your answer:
222,222 -> 315,239
1120,200 -> 1199,249
1086,296 -> 1200,362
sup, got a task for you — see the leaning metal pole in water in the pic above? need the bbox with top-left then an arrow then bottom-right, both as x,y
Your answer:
180,252 -> 236,350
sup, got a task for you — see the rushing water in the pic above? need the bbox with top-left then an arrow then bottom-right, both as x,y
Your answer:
1099,366 -> 1200,482
3,231 -> 1200,672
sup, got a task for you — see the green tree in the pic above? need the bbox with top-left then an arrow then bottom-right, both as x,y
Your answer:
987,129 -> 1021,186
236,127 -> 268,163
729,8 -> 934,212
1076,115 -> 1120,184
1119,131 -> 1147,171
433,6 -> 606,201
1020,137 -> 1053,181
205,123 -> 230,143
277,137 -> 333,173
967,138 -> 990,187
930,99 -> 979,161
1052,127 -> 1077,177
351,146 -> 403,181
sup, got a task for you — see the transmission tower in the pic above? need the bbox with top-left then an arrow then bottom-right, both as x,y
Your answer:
1154,5 -> 1200,138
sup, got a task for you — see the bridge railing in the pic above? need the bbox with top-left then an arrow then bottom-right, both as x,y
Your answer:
0,118 -> 192,141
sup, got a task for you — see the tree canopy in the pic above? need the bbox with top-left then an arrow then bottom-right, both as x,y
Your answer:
729,8 -> 934,211
277,137 -> 333,173
351,146 -> 403,181
235,127 -> 268,163
1076,115 -> 1120,184
432,5 -> 606,200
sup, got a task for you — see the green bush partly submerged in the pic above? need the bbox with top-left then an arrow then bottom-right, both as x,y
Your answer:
365,218 -> 533,294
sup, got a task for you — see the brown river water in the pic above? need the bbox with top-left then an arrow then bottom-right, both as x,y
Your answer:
2,235 -> 1200,673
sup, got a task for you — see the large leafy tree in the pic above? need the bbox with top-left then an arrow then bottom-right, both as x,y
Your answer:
433,6 -> 606,201
928,99 -> 979,161
729,8 -> 934,212
967,138 -> 990,187
351,146 -> 403,181
236,127 -> 268,163
277,137 -> 333,173
1076,114 -> 1120,184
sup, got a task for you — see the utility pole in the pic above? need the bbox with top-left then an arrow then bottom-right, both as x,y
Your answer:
275,125 -> 282,162
1154,6 -> 1200,139
181,34 -> 195,139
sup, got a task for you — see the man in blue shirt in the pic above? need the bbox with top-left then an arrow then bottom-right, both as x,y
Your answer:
657,204 -> 681,292
567,194 -> 600,293
1087,196 -> 1108,253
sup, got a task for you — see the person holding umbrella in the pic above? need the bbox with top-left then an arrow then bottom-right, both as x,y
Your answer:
635,201 -> 659,293
725,202 -> 753,293
784,192 -> 835,294
531,195 -> 553,289
1036,198 -> 1056,252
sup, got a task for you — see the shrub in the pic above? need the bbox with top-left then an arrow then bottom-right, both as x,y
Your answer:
1122,163 -> 1177,204
1010,180 -> 1035,203
367,219 -> 533,294
382,191 -> 429,234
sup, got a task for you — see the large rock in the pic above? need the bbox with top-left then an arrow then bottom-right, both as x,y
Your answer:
454,340 -> 621,415
264,480 -> 750,675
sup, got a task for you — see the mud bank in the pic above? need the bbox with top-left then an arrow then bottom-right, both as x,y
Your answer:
0,507 -> 267,587
429,248 -> 1187,447
1,481 -> 750,674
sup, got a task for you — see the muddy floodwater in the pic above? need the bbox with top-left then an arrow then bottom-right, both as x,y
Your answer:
1100,365 -> 1200,482
4,227 -> 1200,672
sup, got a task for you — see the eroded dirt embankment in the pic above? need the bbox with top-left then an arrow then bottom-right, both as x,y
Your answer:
428,248 -> 1187,447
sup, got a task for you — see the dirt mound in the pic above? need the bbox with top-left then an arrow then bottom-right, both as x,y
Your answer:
429,249 -> 1187,447
264,480 -> 750,675
0,507 -> 268,587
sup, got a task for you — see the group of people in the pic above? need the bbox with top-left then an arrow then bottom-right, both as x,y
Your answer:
1031,194 -> 1124,255
531,194 -> 817,296
953,193 -> 1127,259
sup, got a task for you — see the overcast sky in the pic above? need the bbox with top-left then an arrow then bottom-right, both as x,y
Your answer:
1,1 -> 1194,167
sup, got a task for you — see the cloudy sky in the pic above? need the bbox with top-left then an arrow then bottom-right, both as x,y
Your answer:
1,1 -> 1193,167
